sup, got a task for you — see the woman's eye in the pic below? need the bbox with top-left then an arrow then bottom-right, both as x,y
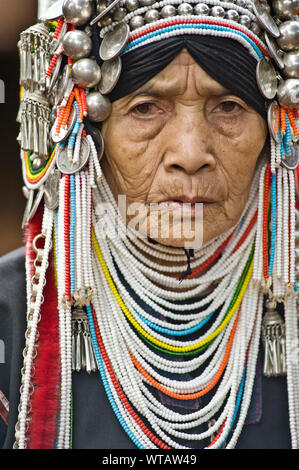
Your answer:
132,103 -> 155,115
217,101 -> 242,114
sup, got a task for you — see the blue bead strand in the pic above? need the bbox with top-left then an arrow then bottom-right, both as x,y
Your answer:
123,23 -> 263,59
85,304 -> 145,449
268,171 -> 277,277
70,174 -> 76,294
136,309 -> 215,336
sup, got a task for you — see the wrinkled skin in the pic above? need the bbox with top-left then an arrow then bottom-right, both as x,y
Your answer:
101,49 -> 267,248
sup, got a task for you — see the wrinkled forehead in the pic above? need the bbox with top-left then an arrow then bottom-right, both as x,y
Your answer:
106,35 -> 266,118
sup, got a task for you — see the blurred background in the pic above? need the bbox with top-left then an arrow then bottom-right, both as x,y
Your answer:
0,0 -> 37,256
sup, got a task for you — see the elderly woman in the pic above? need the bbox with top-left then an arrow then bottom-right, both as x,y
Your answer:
0,0 -> 299,450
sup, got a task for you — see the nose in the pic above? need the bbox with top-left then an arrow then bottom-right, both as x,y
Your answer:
163,111 -> 216,175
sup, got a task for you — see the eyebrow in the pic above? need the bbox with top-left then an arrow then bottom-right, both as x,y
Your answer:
125,79 -> 233,101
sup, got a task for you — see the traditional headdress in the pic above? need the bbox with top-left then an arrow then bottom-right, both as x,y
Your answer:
15,0 -> 299,449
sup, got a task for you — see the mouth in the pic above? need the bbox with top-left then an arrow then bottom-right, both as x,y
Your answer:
158,196 -> 215,213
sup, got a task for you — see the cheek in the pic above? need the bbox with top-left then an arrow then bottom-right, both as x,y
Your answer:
216,119 -> 267,193
101,118 -> 161,199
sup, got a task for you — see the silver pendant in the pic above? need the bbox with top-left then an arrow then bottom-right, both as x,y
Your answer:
99,56 -> 122,95
72,307 -> 97,373
56,137 -> 90,174
252,0 -> 280,38
281,143 -> 299,169
256,57 -> 278,100
267,100 -> 282,143
262,300 -> 286,377
100,22 -> 130,61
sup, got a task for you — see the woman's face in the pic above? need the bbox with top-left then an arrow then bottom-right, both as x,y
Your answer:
101,49 -> 267,247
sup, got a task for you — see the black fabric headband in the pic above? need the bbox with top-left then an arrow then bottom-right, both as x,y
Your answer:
105,35 -> 267,119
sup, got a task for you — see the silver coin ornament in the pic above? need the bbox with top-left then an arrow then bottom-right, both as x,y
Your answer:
252,0 -> 280,38
51,104 -> 77,143
39,0 -> 64,21
267,100 -> 282,143
44,170 -> 61,210
89,127 -> 105,161
281,144 -> 299,170
283,50 -> 299,78
56,137 -> 91,174
99,56 -> 122,94
62,30 -> 92,60
72,58 -> 102,88
272,0 -> 299,21
277,21 -> 299,51
264,31 -> 284,69
100,22 -> 130,61
277,78 -> 299,107
86,92 -> 112,122
256,57 -> 278,100
62,0 -> 92,25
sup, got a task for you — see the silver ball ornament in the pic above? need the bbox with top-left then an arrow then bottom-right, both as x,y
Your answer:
113,7 -> 127,21
211,6 -> 225,18
140,0 -> 156,5
194,3 -> 209,15
272,0 -> 299,20
226,9 -> 239,22
161,5 -> 176,17
63,30 -> 92,60
144,9 -> 160,22
283,51 -> 299,78
32,158 -> 43,171
62,0 -> 92,26
277,78 -> 299,107
72,58 -> 101,88
239,15 -> 251,28
130,15 -> 145,29
126,0 -> 140,11
177,3 -> 193,15
86,92 -> 112,122
277,21 -> 299,51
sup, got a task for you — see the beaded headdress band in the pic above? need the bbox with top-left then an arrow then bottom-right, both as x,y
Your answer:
14,0 -> 299,450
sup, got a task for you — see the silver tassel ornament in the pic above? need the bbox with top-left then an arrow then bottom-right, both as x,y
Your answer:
71,307 -> 97,374
262,299 -> 286,377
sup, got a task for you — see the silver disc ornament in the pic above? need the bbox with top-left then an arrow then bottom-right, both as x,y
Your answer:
56,137 -> 91,174
87,126 -> 105,161
99,56 -> 122,94
51,104 -> 77,143
100,22 -> 130,61
267,101 -> 282,143
39,0 -> 64,21
256,57 -> 278,100
252,0 -> 280,38
281,143 -> 299,170
264,32 -> 284,70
